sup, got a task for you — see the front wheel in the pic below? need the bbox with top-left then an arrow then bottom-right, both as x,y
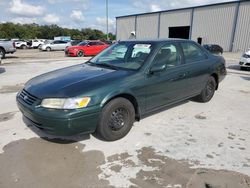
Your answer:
96,98 -> 135,141
195,76 -> 216,103
21,45 -> 27,49
77,50 -> 84,57
46,47 -> 51,52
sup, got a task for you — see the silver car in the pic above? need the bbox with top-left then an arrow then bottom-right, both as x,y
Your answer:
39,40 -> 71,51
239,49 -> 250,70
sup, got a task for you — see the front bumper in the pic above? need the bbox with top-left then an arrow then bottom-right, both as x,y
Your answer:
239,57 -> 250,67
16,93 -> 101,136
65,50 -> 77,57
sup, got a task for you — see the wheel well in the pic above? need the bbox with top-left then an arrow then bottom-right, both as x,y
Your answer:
0,47 -> 5,53
211,73 -> 218,90
104,94 -> 140,121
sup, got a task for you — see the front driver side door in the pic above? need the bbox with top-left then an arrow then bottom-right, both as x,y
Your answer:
145,42 -> 191,111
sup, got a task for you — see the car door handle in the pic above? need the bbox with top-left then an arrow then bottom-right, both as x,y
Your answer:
168,73 -> 186,81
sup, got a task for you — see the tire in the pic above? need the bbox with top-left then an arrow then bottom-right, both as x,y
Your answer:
21,45 -> 27,49
77,50 -> 84,57
46,47 -> 51,52
196,76 -> 216,103
0,48 -> 5,59
97,98 -> 135,141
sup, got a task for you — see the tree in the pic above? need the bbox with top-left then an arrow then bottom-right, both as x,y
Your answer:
0,23 -> 116,40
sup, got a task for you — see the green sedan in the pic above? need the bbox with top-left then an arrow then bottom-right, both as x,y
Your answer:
16,39 -> 226,141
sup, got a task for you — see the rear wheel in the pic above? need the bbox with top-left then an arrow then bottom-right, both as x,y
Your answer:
97,98 -> 135,141
0,48 -> 5,59
77,50 -> 84,57
196,76 -> 216,103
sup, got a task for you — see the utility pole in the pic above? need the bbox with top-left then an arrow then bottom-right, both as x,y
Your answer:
106,0 -> 109,40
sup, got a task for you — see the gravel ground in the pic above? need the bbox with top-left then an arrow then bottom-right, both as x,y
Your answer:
0,50 -> 249,188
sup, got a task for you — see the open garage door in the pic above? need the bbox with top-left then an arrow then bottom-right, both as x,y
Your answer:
169,26 -> 190,39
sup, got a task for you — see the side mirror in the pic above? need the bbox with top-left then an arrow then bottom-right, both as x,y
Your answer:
149,64 -> 166,74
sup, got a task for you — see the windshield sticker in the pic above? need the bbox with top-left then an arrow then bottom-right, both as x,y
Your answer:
134,44 -> 151,48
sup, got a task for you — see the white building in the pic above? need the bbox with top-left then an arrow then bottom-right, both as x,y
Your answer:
116,0 -> 250,52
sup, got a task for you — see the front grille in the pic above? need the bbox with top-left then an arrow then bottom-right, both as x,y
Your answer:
19,89 -> 38,105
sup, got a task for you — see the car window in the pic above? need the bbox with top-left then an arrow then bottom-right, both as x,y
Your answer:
152,43 -> 180,68
95,42 -> 103,45
181,42 -> 207,63
89,42 -> 153,70
53,41 -> 59,44
89,42 -> 97,46
79,42 -> 88,46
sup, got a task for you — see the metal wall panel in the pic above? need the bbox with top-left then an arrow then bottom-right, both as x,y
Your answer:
191,4 -> 236,51
233,1 -> 250,52
116,16 -> 136,40
136,13 -> 159,39
159,10 -> 192,38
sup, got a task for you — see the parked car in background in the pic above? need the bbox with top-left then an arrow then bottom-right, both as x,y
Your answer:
39,40 -> 71,51
0,39 -> 16,59
239,49 -> 250,70
65,40 -> 109,57
17,39 -> 226,141
203,44 -> 223,55
30,39 -> 45,49
15,40 -> 29,49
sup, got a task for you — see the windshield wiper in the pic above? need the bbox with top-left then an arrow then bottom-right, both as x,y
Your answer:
95,63 -> 119,70
86,61 -> 119,70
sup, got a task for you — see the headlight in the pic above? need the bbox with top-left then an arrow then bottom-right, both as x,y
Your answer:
40,97 -> 91,109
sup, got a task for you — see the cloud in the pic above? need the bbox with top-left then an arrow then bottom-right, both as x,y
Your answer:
47,0 -> 89,10
43,14 -> 60,24
9,0 -> 44,17
96,17 -> 115,26
96,17 -> 116,33
11,17 -> 37,24
150,4 -> 161,12
70,10 -> 85,22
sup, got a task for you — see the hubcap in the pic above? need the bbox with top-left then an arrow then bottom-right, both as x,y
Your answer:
78,51 -> 83,56
108,107 -> 128,131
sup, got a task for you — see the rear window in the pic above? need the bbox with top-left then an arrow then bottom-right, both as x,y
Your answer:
181,42 -> 207,63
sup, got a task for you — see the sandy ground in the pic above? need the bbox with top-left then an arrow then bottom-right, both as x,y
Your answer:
0,49 -> 250,188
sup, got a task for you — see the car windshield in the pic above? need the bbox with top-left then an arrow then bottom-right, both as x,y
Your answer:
89,42 -> 153,70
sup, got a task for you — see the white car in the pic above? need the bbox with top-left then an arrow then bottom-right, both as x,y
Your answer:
39,40 -> 71,51
15,40 -> 29,49
30,39 -> 44,49
239,49 -> 250,70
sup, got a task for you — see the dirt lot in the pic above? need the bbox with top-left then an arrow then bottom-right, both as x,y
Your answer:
0,49 -> 250,188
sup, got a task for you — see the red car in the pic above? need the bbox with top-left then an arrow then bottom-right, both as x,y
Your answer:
65,40 -> 109,57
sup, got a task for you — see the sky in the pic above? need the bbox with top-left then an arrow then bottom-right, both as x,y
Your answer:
0,0 -> 236,33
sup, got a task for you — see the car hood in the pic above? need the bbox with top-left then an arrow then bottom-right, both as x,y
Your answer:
24,64 -> 130,99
